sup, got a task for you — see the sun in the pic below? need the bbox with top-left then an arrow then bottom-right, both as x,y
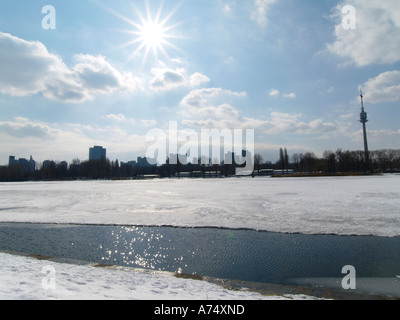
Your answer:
112,1 -> 183,64
140,21 -> 165,49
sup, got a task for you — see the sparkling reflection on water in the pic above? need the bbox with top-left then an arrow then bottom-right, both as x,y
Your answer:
102,227 -> 177,270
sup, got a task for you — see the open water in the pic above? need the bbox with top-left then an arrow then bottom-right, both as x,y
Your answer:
0,223 -> 399,297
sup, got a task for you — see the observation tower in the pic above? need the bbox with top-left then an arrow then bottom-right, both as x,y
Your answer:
359,90 -> 370,170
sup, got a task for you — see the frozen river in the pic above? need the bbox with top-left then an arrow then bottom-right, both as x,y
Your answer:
1,175 -> 400,299
0,175 -> 399,237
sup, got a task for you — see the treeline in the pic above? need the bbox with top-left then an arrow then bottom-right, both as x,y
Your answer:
1,148 -> 399,182
0,159 -> 122,182
276,148 -> 400,173
0,157 -> 239,181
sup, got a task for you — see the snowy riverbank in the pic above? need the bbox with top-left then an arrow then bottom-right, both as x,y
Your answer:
0,252 -> 322,300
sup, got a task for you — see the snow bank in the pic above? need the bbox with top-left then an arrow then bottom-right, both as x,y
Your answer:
0,175 -> 399,237
0,252 -> 317,300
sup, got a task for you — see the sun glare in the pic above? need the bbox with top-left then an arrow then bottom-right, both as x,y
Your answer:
112,1 -> 183,64
139,20 -> 166,50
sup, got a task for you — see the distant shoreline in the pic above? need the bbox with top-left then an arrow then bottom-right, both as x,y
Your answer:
1,172 -> 397,182
271,172 -> 382,178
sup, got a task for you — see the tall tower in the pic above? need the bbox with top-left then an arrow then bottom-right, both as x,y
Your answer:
359,90 -> 370,169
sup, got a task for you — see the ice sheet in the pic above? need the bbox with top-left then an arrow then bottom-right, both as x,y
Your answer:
0,175 -> 399,237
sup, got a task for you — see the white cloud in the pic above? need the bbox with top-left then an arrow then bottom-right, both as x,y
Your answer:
179,88 -> 335,136
348,128 -> 400,146
361,70 -> 400,104
223,56 -> 237,65
339,113 -> 354,120
223,3 -> 233,14
72,54 -> 140,94
327,0 -> 400,66
0,32 -> 66,97
251,0 -> 276,27
282,93 -> 296,99
0,117 -> 87,162
262,112 -> 337,135
327,87 -> 336,94
150,67 -> 210,91
104,113 -> 128,122
180,88 -> 246,109
139,119 -> 157,127
189,73 -> 211,87
368,129 -> 400,142
180,88 -> 247,129
104,113 -> 156,127
0,32 -> 141,103
182,103 -> 241,129
180,88 -> 246,118
0,117 -> 149,163
269,89 -> 295,99
0,117 -> 57,139
269,89 -> 280,97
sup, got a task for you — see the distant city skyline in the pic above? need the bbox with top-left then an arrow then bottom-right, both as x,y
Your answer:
5,144 -> 253,168
1,1 -> 400,166
4,145 -> 399,182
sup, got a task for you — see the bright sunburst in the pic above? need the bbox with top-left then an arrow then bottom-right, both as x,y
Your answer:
114,1 -> 183,64
140,21 -> 165,49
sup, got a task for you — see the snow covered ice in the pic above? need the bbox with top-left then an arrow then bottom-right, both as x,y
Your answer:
0,174 -> 399,237
0,174 -> 399,300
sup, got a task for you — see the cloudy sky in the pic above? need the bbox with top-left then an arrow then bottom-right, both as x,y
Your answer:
0,0 -> 399,165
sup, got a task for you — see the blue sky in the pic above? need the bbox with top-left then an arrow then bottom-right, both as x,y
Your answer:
0,0 -> 399,165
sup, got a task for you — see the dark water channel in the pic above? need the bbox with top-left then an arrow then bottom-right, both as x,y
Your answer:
0,223 -> 399,298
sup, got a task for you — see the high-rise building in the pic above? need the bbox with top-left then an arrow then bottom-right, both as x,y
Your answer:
89,146 -> 106,161
8,156 -> 17,166
28,156 -> 35,172
137,156 -> 156,167
8,155 -> 35,174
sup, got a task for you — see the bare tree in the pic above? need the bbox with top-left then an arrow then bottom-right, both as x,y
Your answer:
254,153 -> 264,174
284,148 -> 289,173
292,153 -> 300,172
323,150 -> 336,173
279,148 -> 284,173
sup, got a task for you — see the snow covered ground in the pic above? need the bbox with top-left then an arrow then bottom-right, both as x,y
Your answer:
0,175 -> 399,237
1,175 -> 399,300
0,252 -> 319,300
